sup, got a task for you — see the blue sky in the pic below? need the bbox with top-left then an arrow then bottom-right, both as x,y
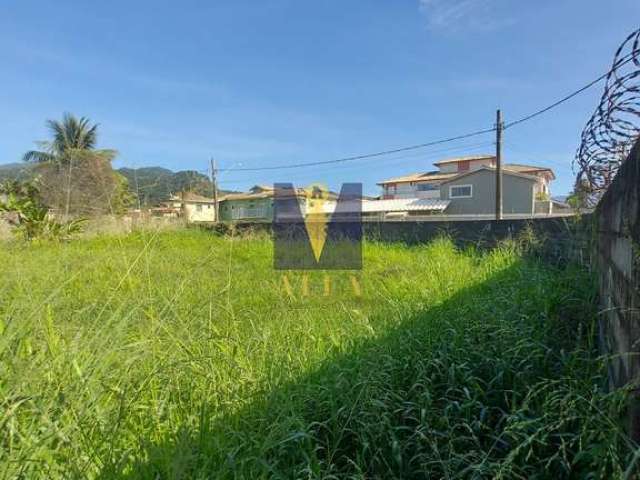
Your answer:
1,1 -> 638,196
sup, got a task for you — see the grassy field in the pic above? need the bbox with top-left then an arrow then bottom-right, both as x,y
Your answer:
0,229 -> 634,478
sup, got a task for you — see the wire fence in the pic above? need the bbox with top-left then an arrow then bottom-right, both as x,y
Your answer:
575,28 -> 640,202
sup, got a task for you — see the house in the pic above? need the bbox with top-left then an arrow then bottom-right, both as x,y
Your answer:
219,186 -> 275,222
159,192 -> 217,222
378,155 -> 556,216
441,167 -> 538,215
219,185 -> 338,222
379,155 -> 554,200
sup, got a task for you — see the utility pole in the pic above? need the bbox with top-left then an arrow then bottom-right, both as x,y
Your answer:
210,157 -> 219,223
495,109 -> 503,221
64,154 -> 74,220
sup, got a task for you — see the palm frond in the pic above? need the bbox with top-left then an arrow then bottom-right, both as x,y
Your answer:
26,113 -> 105,166
23,150 -> 55,163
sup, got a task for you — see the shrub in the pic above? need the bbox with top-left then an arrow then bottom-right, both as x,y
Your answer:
0,179 -> 86,241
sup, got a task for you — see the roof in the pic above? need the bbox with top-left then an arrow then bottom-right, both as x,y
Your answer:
362,198 -> 450,213
221,188 -> 308,201
168,192 -> 215,203
377,171 -> 457,185
317,198 -> 450,213
503,163 -> 556,179
440,166 -> 539,185
222,185 -> 339,202
379,162 -> 556,186
221,191 -> 274,201
249,184 -> 274,192
433,155 -> 495,166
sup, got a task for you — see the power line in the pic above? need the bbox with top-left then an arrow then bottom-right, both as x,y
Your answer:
220,51 -> 638,173
214,140 -> 496,184
504,50 -> 638,130
221,127 -> 496,172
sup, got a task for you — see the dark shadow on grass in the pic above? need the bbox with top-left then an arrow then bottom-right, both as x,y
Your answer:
97,258 -> 621,479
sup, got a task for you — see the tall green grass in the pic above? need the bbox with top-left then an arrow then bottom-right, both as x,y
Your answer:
0,230 -> 634,478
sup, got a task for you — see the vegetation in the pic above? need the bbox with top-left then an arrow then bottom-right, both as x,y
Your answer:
0,163 -> 231,209
22,113 -> 132,216
0,179 -> 85,241
0,231 -> 634,478
535,191 -> 550,201
118,167 -> 236,207
3,113 -> 236,210
567,177 -> 594,210
23,113 -> 105,165
0,163 -> 33,183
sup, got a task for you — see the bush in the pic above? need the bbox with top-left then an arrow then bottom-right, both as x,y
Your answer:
0,179 -> 86,241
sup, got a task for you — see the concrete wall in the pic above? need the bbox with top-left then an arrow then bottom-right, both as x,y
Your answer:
534,200 -> 553,214
218,215 -> 591,263
595,138 -> 640,440
441,169 -> 535,215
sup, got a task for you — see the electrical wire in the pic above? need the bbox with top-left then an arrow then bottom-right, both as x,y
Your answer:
505,50 -> 638,129
220,127 -> 496,172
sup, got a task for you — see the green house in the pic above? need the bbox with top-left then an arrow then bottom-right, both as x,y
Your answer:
219,185 -> 337,222
219,187 -> 275,222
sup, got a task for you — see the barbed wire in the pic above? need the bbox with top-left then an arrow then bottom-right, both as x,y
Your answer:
575,27 -> 640,200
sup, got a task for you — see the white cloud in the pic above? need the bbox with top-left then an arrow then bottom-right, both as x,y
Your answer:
418,0 -> 514,32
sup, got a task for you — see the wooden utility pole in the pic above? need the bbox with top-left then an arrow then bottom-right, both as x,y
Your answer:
180,190 -> 188,225
495,109 -> 503,221
210,157 -> 219,222
64,154 -> 74,220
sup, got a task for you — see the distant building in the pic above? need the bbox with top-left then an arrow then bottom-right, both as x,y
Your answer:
440,167 -> 538,215
219,185 -> 338,222
219,186 -> 275,222
378,155 -> 556,216
158,192 -> 217,222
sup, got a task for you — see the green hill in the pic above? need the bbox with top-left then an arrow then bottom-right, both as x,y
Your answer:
117,167 -> 235,206
0,162 -> 32,182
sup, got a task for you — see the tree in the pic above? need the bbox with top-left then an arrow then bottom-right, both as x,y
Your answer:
22,113 -> 131,216
23,113 -> 103,165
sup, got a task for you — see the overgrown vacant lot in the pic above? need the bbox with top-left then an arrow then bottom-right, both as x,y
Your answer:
0,230 -> 634,478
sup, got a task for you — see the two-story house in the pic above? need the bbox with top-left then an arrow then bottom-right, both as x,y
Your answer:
378,155 -> 556,216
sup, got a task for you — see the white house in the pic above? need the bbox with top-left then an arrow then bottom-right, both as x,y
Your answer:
163,192 -> 217,223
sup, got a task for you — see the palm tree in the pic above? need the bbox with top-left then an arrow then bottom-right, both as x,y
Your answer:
23,113 -> 118,217
23,113 -> 112,165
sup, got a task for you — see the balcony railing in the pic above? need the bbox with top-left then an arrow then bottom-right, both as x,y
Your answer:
232,207 -> 268,220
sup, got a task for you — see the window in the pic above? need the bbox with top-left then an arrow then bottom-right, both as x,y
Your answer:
416,183 -> 438,191
449,184 -> 472,198
196,204 -> 203,212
